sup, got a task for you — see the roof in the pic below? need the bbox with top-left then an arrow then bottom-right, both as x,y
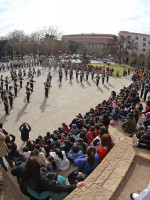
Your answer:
119,31 -> 150,37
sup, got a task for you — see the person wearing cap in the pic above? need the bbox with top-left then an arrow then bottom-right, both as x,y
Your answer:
70,124 -> 79,136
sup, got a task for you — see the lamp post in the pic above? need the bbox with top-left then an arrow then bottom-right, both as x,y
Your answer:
9,44 -> 14,61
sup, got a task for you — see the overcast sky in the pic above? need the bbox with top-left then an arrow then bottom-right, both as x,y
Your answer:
0,0 -> 150,37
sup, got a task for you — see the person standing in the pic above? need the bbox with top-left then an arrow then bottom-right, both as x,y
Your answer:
25,82 -> 31,103
69,70 -> 73,81
76,69 -> 79,79
3,91 -> 9,115
30,76 -> 36,92
91,70 -> 94,80
19,75 -> 24,88
8,86 -> 14,109
19,123 -> 31,142
0,129 -> 13,171
14,80 -> 19,97
47,72 -> 52,86
95,74 -> 100,87
102,74 -> 105,84
59,70 -> 63,82
80,72 -> 83,83
0,75 -> 4,88
86,71 -> 89,81
5,77 -> 9,91
65,67 -> 68,78
106,73 -> 109,83
44,79 -> 50,97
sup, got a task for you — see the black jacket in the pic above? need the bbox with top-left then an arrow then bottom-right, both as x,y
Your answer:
11,164 -> 76,197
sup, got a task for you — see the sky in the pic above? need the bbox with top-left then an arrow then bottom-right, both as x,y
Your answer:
0,0 -> 150,37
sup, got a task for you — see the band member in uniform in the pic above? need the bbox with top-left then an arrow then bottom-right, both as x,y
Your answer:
44,79 -> 50,97
5,77 -> 9,91
65,67 -> 68,78
30,76 -> 36,92
106,73 -> 109,83
3,91 -> 9,115
8,86 -> 14,109
95,74 -> 100,87
86,71 -> 89,81
47,72 -> 52,86
0,75 -> 4,87
80,72 -> 83,83
91,70 -> 94,80
14,80 -> 19,97
25,82 -> 31,103
69,70 -> 73,81
76,69 -> 79,79
19,75 -> 24,88
0,84 -> 4,101
102,74 -> 105,84
59,70 -> 63,82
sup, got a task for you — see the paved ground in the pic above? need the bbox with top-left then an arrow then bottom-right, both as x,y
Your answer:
0,66 -> 132,148
0,66 -> 134,200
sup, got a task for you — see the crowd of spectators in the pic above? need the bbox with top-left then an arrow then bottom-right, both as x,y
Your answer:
0,67 -> 150,200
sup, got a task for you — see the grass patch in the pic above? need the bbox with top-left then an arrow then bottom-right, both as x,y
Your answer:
89,63 -> 131,77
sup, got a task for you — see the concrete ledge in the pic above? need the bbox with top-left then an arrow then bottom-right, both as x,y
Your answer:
65,137 -> 135,200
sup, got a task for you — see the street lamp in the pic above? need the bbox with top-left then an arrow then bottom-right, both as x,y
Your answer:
9,44 -> 14,61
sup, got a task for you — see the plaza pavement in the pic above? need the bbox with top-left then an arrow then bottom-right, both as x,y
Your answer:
0,66 -> 133,149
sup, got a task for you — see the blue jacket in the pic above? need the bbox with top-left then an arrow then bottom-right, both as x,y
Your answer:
74,153 -> 99,176
68,150 -> 83,161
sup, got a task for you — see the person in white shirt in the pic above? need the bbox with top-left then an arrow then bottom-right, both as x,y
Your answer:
49,148 -> 69,171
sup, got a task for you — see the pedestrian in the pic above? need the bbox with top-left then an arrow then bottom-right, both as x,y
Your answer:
19,123 -> 31,142
8,86 -> 14,109
25,82 -> 31,103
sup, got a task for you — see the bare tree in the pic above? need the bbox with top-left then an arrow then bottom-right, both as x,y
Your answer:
108,35 -> 136,64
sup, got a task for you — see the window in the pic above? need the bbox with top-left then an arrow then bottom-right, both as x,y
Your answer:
135,37 -> 138,40
143,38 -> 146,41
143,43 -> 146,46
143,49 -> 146,51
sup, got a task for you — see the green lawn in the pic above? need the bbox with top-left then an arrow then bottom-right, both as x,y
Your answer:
89,63 -> 132,77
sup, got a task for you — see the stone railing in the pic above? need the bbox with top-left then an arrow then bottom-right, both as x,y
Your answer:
65,137 -> 135,200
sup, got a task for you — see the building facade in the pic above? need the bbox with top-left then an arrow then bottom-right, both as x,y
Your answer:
118,31 -> 150,56
62,33 -> 115,56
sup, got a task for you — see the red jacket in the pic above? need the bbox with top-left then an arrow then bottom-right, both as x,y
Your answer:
97,146 -> 108,162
